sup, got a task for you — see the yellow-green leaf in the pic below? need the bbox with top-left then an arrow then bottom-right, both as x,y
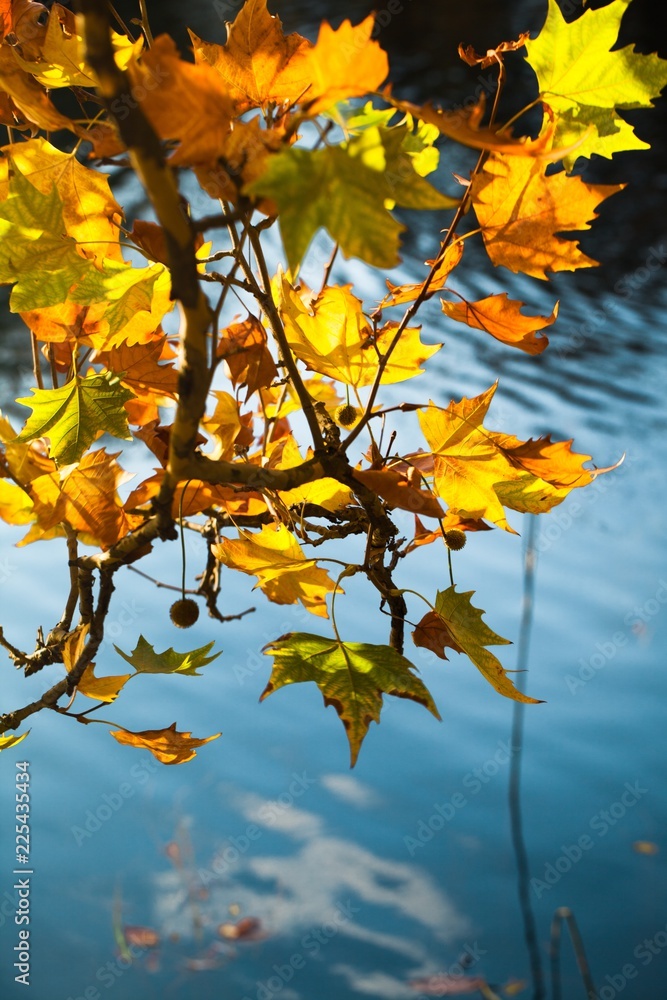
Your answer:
262,632 -> 440,766
16,372 -> 133,465
114,636 -> 221,677
413,587 -> 541,704
525,0 -> 667,168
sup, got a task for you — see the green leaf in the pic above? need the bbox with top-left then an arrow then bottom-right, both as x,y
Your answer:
114,635 -> 222,677
16,372 -> 133,465
0,162 -> 92,310
525,0 -> 667,168
412,586 -> 542,704
0,732 -> 30,752
248,127 -> 456,270
261,632 -> 440,766
70,259 -> 167,339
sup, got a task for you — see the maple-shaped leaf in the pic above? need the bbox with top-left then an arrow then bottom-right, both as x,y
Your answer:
96,337 -> 179,428
0,138 -> 123,265
217,316 -> 278,401
114,636 -> 221,677
471,152 -> 623,279
63,626 -> 130,703
202,390 -> 252,461
262,632 -> 440,766
0,731 -> 29,752
442,293 -> 558,354
127,35 -> 233,166
248,127 -> 455,270
379,241 -> 464,310
110,722 -> 221,765
493,433 -> 594,489
189,0 -> 311,111
70,260 -> 169,348
125,471 -> 267,519
213,524 -> 339,618
28,448 -> 142,549
299,15 -> 388,116
16,372 -> 133,465
525,0 -> 667,168
412,587 -> 541,704
0,411 -> 54,484
0,160 -> 92,310
418,384 -> 592,531
279,278 -> 440,387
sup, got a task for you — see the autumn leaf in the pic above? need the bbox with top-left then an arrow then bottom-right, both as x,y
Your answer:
28,448 -> 141,550
0,160 -> 93,310
248,126 -> 455,270
110,722 -> 221,765
262,632 -> 440,766
0,138 -> 123,265
412,587 -> 541,704
69,260 -> 171,349
298,15 -> 388,116
389,94 -> 560,158
189,0 -> 311,111
418,385 -> 591,531
0,731 -> 29,752
201,391 -> 251,461
127,34 -> 233,166
63,625 -> 130,703
16,372 -> 133,465
441,293 -> 558,354
0,411 -> 54,483
96,337 -> 179,427
0,46 -> 78,136
216,316 -> 278,401
124,471 -> 267,519
273,436 -> 354,512
0,478 -> 33,525
0,0 -> 11,40
114,636 -> 221,677
10,5 -> 141,90
471,152 -> 623,279
353,468 -> 445,519
379,241 -> 464,310
279,278 -> 440,387
525,0 -> 667,168
213,524 -> 339,617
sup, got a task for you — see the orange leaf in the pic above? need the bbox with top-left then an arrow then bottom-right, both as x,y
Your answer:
442,293 -> 558,354
0,46 -> 78,135
125,471 -> 266,519
0,0 -> 11,40
493,433 -> 593,489
189,1 -> 312,112
110,722 -> 221,765
127,35 -> 233,166
217,316 -> 278,400
300,15 -> 389,117
123,926 -> 160,949
471,153 -> 624,279
29,448 -> 142,550
353,468 -> 444,519
379,241 -> 463,310
458,33 -> 531,69
389,94 -> 558,158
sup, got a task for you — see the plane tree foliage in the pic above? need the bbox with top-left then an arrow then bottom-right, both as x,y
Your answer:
0,0 -> 664,765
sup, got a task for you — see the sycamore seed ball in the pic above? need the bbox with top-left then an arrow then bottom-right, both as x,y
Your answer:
334,404 -> 359,427
170,598 -> 200,628
444,528 -> 467,551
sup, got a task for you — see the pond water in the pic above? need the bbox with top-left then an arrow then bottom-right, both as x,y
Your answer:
0,2 -> 666,999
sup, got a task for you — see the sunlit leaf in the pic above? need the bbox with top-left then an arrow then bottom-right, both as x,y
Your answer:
441,293 -> 558,354
262,631 -> 440,766
110,722 -> 221,765
114,636 -> 222,677
0,731 -> 30,752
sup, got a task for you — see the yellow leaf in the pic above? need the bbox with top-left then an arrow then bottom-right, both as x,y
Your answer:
0,731 -> 29,752
471,152 -> 624,279
62,625 -> 130,703
279,277 -> 439,388
202,391 -> 246,461
379,241 -> 463,309
189,1 -> 312,111
0,44 -> 78,135
300,15 -> 389,117
0,138 -> 123,264
442,293 -> 558,354
110,722 -> 221,765
0,478 -> 33,525
418,385 -> 592,531
275,437 -> 354,512
213,524 -> 339,617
